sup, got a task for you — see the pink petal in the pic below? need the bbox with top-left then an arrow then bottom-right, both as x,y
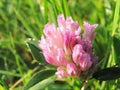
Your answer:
79,53 -> 92,71
56,67 -> 67,78
64,32 -> 81,56
66,62 -> 78,76
83,22 -> 98,40
72,44 -> 83,64
44,24 -> 56,37
38,35 -> 46,50
71,22 -> 81,35
56,48 -> 68,66
57,14 -> 65,29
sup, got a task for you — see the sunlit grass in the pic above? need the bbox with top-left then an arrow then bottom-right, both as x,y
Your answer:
0,0 -> 120,89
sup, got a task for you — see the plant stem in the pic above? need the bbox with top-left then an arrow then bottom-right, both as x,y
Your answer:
81,76 -> 89,90
10,66 -> 39,90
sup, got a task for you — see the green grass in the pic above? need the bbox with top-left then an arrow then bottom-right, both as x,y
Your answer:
0,0 -> 120,90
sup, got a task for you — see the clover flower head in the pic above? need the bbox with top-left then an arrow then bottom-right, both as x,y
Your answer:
38,14 -> 98,78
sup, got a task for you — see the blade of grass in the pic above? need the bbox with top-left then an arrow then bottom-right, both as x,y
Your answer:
108,0 -> 120,66
9,32 -> 23,76
0,70 -> 22,77
111,0 -> 120,37
14,9 -> 37,39
0,79 -> 9,90
62,0 -> 70,17
44,0 -> 48,24
27,0 -> 44,35
48,0 -> 58,24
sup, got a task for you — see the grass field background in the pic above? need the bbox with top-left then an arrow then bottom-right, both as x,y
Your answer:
0,0 -> 120,90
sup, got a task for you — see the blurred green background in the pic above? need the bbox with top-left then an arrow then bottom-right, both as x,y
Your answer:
0,0 -> 120,90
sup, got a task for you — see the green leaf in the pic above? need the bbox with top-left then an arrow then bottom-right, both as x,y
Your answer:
93,67 -> 120,81
27,40 -> 47,65
24,69 -> 56,90
29,75 -> 56,90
